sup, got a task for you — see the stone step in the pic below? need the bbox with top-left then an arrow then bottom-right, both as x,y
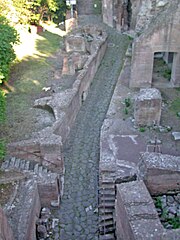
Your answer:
20,160 -> 26,170
9,157 -> 16,168
99,233 -> 115,240
100,214 -> 113,222
100,193 -> 115,199
1,156 -> 51,177
99,189 -> 116,196
1,159 -> 10,169
100,219 -> 114,228
99,225 -> 115,235
100,198 -> 115,204
99,202 -> 115,209
100,179 -> 115,184
99,184 -> 115,190
99,208 -> 114,214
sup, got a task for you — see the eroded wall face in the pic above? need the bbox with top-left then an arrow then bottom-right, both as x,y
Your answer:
102,0 -> 114,27
130,6 -> 180,88
77,0 -> 94,15
0,208 -> 14,240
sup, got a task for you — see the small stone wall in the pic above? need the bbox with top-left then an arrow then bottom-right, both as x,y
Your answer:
134,88 -> 162,126
116,179 -> 180,240
116,180 -> 164,240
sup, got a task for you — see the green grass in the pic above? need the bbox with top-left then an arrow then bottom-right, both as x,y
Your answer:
0,23 -> 63,145
170,98 -> 180,116
153,58 -> 171,80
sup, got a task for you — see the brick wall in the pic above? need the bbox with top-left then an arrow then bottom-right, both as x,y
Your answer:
77,0 -> 94,15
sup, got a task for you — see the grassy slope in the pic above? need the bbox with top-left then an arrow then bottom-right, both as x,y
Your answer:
0,23 -> 64,161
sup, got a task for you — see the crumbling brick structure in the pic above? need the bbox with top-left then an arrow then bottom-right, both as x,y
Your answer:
130,1 -> 180,88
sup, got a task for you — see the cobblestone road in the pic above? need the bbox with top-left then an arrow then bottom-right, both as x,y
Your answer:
57,28 -> 129,240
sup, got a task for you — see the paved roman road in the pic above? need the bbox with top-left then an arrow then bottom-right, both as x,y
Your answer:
57,28 -> 129,240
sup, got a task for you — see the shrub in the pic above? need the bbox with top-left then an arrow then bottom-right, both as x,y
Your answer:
0,89 -> 6,161
0,16 -> 19,83
0,90 -> 6,123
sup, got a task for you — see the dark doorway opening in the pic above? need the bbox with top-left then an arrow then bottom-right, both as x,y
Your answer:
152,52 -> 174,88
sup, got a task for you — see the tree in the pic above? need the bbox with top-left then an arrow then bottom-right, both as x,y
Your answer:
12,0 -> 32,24
0,16 -> 19,83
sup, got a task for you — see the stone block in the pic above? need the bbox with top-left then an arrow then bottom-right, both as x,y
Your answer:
131,218 -> 164,240
62,55 -> 75,75
138,152 -> 180,195
65,35 -> 86,53
70,52 -> 88,71
162,229 -> 180,240
134,88 -> 162,126
115,181 -> 164,240
38,183 -> 58,207
17,180 -> 41,240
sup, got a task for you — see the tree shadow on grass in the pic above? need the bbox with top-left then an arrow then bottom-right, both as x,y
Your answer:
8,29 -> 63,94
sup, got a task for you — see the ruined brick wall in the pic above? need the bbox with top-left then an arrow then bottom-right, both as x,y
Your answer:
77,0 -> 95,15
102,0 -> 114,27
130,0 -> 180,88
0,208 -> 14,240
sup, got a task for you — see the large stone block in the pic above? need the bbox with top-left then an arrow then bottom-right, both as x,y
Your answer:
65,35 -> 86,53
116,180 -> 164,240
138,152 -> 180,195
134,88 -> 162,126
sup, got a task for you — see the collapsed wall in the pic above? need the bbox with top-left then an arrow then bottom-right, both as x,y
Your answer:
102,0 -> 172,34
115,153 -> 180,240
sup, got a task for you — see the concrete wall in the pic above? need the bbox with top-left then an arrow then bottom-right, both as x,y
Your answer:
130,1 -> 180,88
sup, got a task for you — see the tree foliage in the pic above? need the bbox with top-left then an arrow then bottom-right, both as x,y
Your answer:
0,16 -> 19,83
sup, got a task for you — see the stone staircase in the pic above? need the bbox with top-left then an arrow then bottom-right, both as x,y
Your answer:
99,172 -> 116,239
1,156 -> 55,180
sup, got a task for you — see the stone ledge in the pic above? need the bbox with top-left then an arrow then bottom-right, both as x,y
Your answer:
138,152 -> 180,195
116,180 -> 164,240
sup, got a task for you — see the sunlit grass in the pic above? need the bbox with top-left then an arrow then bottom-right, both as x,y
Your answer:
0,22 -> 64,144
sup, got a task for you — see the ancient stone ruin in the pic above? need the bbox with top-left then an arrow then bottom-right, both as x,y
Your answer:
0,0 -> 180,240
134,88 -> 162,126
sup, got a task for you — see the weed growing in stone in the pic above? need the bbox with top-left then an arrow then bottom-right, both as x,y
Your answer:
139,127 -> 146,132
153,194 -> 180,229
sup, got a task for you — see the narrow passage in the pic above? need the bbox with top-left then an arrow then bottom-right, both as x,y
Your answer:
58,29 -> 129,240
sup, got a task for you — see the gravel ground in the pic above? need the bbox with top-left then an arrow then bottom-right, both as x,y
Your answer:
52,22 -> 130,239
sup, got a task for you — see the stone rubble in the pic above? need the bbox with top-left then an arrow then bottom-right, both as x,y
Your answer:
153,193 -> 180,229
